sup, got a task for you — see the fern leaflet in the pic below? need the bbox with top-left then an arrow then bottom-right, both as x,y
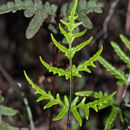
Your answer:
104,107 -> 118,130
77,46 -> 103,73
120,34 -> 130,50
111,41 -> 130,68
98,56 -> 129,85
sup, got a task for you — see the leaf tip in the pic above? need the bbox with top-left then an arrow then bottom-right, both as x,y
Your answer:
39,56 -> 43,62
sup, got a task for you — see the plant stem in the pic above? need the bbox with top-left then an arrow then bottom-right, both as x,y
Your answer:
66,43 -> 73,130
17,82 -> 35,130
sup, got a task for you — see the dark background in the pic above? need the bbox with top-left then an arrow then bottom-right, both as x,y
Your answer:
0,0 -> 129,130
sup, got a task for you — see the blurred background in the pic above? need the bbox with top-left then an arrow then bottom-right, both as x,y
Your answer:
0,0 -> 129,130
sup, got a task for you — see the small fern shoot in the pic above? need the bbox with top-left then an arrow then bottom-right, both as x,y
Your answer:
24,0 -> 115,129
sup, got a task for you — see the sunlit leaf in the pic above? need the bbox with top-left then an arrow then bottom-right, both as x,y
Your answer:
77,46 -> 103,73
75,90 -> 104,99
53,106 -> 68,121
40,56 -> 70,79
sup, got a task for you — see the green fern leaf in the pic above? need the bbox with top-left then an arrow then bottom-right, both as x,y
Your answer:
104,107 -> 118,130
71,97 -> 82,126
71,22 -> 83,32
24,0 -> 34,18
52,34 -> 92,59
25,70 -> 69,121
70,0 -> 78,17
0,105 -> 17,116
120,34 -> 130,50
59,24 -> 71,43
53,95 -> 69,121
44,100 -> 59,109
40,56 -> 71,79
77,46 -> 103,73
119,109 -> 128,125
111,41 -> 130,68
64,95 -> 69,107
71,106 -> 82,126
40,56 -> 86,79
77,92 -> 116,120
53,106 -> 68,121
61,0 -> 103,30
24,71 -> 64,107
75,90 -> 104,99
72,29 -> 87,38
72,65 -> 82,78
26,10 -> 47,39
78,14 -> 93,29
98,56 -> 129,85
70,36 -> 93,58
0,0 -> 57,39
44,93 -> 63,109
24,71 -> 48,96
51,33 -> 70,57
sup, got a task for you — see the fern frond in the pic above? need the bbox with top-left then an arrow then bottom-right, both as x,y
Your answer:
24,71 -> 47,96
24,71 -> 63,105
77,46 -> 103,73
104,107 -> 118,130
75,90 -> 118,110
77,92 -> 116,120
98,56 -> 129,85
24,71 -> 116,126
0,0 -> 57,39
120,34 -> 130,50
111,41 -> 130,68
26,9 -> 47,39
40,56 -> 71,80
24,0 -> 105,127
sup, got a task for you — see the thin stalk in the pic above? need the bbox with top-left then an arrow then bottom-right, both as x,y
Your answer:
17,82 -> 35,130
66,43 -> 73,130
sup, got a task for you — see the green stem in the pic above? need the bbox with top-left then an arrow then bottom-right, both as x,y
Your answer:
66,42 -> 73,130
